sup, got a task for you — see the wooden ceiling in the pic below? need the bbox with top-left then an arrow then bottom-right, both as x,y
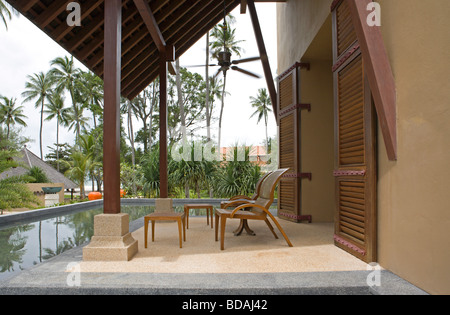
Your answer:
5,0 -> 258,100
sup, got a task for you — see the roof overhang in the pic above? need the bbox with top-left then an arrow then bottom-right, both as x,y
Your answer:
6,0 -> 246,100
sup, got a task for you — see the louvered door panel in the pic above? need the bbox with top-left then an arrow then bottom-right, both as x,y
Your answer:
332,0 -> 377,263
338,180 -> 366,244
338,54 -> 365,166
279,115 -> 294,169
277,64 -> 301,223
279,73 -> 293,110
336,0 -> 357,57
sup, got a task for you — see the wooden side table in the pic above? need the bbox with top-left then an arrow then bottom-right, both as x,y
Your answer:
183,204 -> 214,229
144,212 -> 186,248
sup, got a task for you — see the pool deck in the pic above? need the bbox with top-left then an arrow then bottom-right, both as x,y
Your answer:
0,215 -> 428,295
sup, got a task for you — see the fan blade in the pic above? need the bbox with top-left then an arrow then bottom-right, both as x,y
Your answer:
183,64 -> 219,68
232,56 -> 260,65
231,66 -> 261,78
214,68 -> 222,78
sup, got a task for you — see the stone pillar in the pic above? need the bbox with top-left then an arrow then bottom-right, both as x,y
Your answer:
83,213 -> 138,261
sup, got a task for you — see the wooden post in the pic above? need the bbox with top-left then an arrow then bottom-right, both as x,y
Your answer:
103,0 -> 122,214
159,52 -> 168,198
247,0 -> 278,120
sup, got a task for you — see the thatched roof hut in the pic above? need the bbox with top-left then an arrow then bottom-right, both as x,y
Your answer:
0,147 -> 77,190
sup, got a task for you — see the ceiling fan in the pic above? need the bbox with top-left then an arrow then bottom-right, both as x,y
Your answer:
213,51 -> 261,79
185,1 -> 261,79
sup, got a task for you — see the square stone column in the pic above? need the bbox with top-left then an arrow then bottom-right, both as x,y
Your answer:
155,198 -> 174,213
83,213 -> 138,261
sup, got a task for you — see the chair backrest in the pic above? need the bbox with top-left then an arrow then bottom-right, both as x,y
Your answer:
250,171 -> 272,199
252,168 -> 289,213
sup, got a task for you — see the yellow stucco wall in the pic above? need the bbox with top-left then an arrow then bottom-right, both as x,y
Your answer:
299,16 -> 335,222
277,0 -> 450,294
376,0 -> 450,295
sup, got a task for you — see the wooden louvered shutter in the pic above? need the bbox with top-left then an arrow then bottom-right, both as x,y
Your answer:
332,0 -> 377,263
277,63 -> 311,223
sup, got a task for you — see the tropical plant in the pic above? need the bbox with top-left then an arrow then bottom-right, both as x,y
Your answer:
204,76 -> 223,142
169,141 -> 206,198
50,56 -> 83,142
131,83 -> 158,153
76,70 -> 104,128
249,88 -> 272,150
26,166 -> 49,183
209,14 -> 243,150
213,145 -> 262,198
0,149 -> 37,215
0,96 -> 27,141
0,0 -> 17,30
77,133 -> 102,192
209,15 -> 244,60
168,67 -> 206,145
62,149 -> 99,200
66,104 -> 90,141
22,71 -> 54,159
140,148 -> 161,198
44,92 -> 70,171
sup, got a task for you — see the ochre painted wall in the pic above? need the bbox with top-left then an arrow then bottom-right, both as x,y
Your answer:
375,0 -> 450,295
277,0 -> 450,294
299,16 -> 335,223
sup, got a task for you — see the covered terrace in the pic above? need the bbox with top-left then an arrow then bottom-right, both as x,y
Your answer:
5,0 -> 284,261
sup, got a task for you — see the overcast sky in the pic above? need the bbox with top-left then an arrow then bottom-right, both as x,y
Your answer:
0,3 -> 278,158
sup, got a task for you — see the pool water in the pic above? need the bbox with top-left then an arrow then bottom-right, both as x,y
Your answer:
0,204 -> 214,282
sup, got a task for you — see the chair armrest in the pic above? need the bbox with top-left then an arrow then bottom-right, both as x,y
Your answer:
230,203 -> 268,218
221,199 -> 255,209
229,195 -> 251,201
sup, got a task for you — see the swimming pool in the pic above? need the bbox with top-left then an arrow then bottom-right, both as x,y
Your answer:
0,200 -> 222,281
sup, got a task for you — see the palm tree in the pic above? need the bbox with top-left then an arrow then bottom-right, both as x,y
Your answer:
0,96 -> 27,140
50,56 -> 83,141
209,15 -> 244,60
205,76 -> 224,139
62,149 -> 99,200
44,92 -> 70,171
22,72 -> 54,159
76,71 -> 103,128
249,88 -> 272,150
0,0 -> 18,30
67,105 -> 90,143
210,15 -> 244,151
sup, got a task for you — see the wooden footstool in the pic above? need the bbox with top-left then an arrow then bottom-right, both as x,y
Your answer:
183,204 -> 214,229
144,212 -> 186,248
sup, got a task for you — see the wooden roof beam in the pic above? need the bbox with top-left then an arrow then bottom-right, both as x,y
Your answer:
347,0 -> 397,160
116,0 -> 209,85
34,0 -> 68,27
16,0 -> 39,12
125,0 -> 239,99
247,0 -> 278,120
133,0 -> 166,53
95,0 -> 193,76
76,4 -> 136,61
241,0 -> 247,14
122,0 -> 228,96
51,0 -> 103,41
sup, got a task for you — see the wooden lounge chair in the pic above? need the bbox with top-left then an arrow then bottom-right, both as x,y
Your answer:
220,171 -> 272,235
220,171 -> 272,208
215,168 -> 293,250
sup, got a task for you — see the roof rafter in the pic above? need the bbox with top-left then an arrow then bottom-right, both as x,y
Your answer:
133,0 -> 166,53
